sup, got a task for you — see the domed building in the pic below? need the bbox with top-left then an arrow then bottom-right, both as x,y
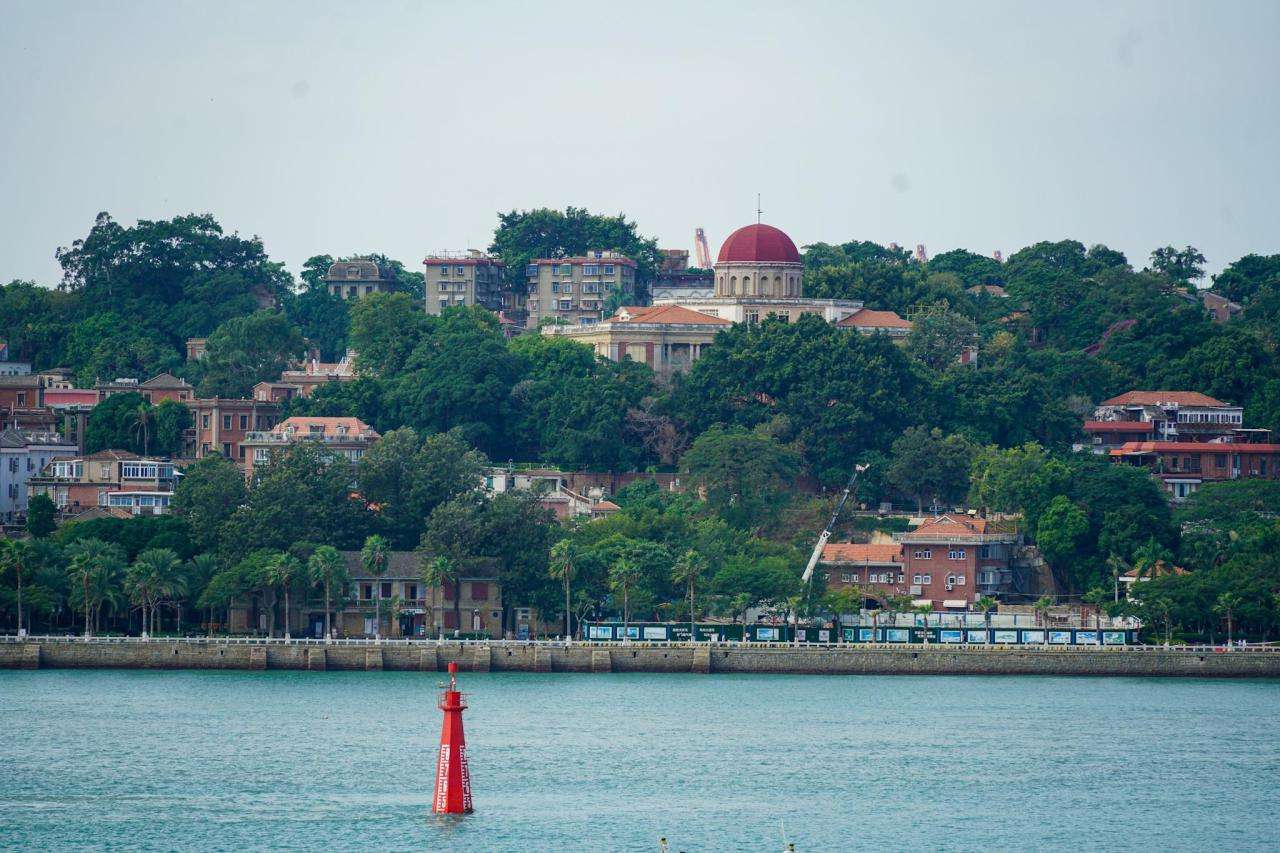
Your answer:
655,221 -> 863,325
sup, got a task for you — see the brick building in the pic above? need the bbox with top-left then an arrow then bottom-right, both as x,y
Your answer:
1082,390 -> 1256,452
835,307 -> 912,341
188,398 -> 281,463
1110,441 -> 1280,501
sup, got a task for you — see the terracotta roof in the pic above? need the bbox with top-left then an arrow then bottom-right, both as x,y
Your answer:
593,500 -> 621,511
609,305 -> 730,325
1100,391 -> 1229,407
272,416 -> 379,439
1082,421 -> 1154,433
909,515 -> 990,538
836,308 -> 912,330
1111,441 -> 1280,455
821,542 -> 903,564
717,223 -> 802,264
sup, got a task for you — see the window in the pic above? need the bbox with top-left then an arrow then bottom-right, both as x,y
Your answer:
840,573 -> 852,583
583,264 -> 599,276
471,582 -> 489,600
561,284 -> 572,294
956,575 -> 966,585
222,415 -> 232,430
347,266 -> 361,278
238,444 -> 246,459
361,583 -> 373,600
583,283 -> 600,293
239,415 -> 248,430
897,573 -> 905,583
254,448 -> 269,462
923,574 -> 932,584
912,549 -> 931,559
559,299 -> 572,310
948,549 -> 967,560
439,282 -> 450,292
913,574 -> 922,584
558,264 -> 571,277
221,442 -> 232,457
202,414 -> 210,429
525,264 -> 538,277
603,264 -> 615,275
381,581 -> 393,599
455,265 -> 465,275
744,311 -> 760,325
16,392 -> 26,406
1215,454 -> 1227,469
404,583 -> 418,601
440,265 -> 450,275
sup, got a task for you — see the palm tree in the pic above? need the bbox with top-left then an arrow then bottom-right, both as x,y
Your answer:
66,539 -> 125,638
608,557 -> 640,635
671,549 -> 709,642
308,546 -> 348,642
883,593 -> 913,640
268,553 -> 304,639
131,402 -> 153,457
975,595 -> 998,638
0,539 -> 33,636
823,587 -> 858,643
913,603 -> 933,644
1215,592 -> 1243,646
1082,588 -> 1109,644
1034,596 -> 1055,631
422,556 -> 461,638
360,535 -> 390,639
130,548 -> 184,636
548,539 -> 577,639
187,553 -> 221,636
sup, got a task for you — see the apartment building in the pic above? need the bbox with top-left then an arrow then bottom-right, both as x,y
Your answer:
240,416 -> 380,479
0,428 -> 78,522
27,450 -> 180,515
524,251 -> 637,328
1082,390 -> 1255,451
424,252 -> 505,315
188,398 -> 281,463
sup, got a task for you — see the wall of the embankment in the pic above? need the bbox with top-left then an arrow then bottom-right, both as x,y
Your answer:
4,641 -> 1280,678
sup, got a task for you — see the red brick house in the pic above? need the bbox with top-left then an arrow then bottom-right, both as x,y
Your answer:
1110,441 -> 1280,501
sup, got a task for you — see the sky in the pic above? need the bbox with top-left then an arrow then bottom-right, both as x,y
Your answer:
1,0 -> 1277,286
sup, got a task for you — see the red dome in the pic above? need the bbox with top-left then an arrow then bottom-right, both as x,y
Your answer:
716,223 -> 802,264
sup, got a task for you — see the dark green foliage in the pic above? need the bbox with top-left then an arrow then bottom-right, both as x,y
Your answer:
194,311 -> 305,398
680,425 -> 801,528
53,515 -> 196,562
170,456 -> 249,552
927,248 -> 1005,288
152,400 -> 191,457
84,394 -> 189,457
27,494 -> 57,538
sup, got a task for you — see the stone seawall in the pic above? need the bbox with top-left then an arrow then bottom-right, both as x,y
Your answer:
4,641 -> 1280,678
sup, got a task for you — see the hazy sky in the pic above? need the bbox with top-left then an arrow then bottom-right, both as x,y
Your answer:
2,0 -> 1277,286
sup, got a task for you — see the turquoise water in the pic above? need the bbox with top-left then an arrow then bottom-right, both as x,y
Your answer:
2,671 -> 1278,851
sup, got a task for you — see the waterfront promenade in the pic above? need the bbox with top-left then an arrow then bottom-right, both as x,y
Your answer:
3,635 -> 1279,677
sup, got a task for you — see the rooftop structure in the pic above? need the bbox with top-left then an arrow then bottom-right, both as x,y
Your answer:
836,307 -> 913,339
324,258 -> 397,300
1083,390 -> 1252,452
240,416 -> 380,479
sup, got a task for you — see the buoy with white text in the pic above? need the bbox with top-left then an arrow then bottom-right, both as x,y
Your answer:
433,662 -> 473,814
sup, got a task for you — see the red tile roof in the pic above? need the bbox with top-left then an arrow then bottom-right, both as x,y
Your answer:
909,515 -> 990,538
1082,421 -> 1154,433
1100,391 -> 1228,407
272,416 -> 379,439
1111,441 -> 1280,454
609,305 -> 730,325
821,542 -> 903,564
836,308 -> 912,330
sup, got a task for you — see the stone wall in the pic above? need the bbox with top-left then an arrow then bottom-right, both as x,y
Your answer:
3,641 -> 1279,678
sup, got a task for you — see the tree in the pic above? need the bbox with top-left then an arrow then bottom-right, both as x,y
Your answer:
823,586 -> 859,641
422,555 -> 461,637
907,310 -> 978,371
348,292 -> 429,376
548,539 -> 578,639
171,456 -> 249,552
26,494 -> 56,538
1034,595 -> 1054,629
609,557 -> 641,632
195,311 -> 305,398
361,534 -> 390,638
680,426 -> 801,528
0,539 -> 34,635
1035,496 -> 1090,590
151,400 -> 192,457
307,545 -> 348,641
1082,588 -> 1109,643
887,427 -> 974,512
65,538 -> 126,637
671,549 -> 709,641
975,595 -> 998,636
1215,591 -> 1243,646
1149,245 -> 1206,287
187,553 -> 222,635
130,401 -> 153,457
1211,253 -> 1280,305
85,392 -> 149,455
267,552 -> 304,639
127,548 -> 184,636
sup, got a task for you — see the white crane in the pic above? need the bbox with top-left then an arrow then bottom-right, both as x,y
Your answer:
801,464 -> 870,584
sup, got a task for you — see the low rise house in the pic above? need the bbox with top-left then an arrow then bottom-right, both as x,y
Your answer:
240,416 -> 380,479
1110,441 -> 1280,501
325,257 -> 397,299
1,428 -> 78,522
484,466 -> 622,520
835,307 -> 912,340
27,450 -> 180,516
96,373 -> 196,405
1083,390 -> 1256,451
252,351 -> 357,402
541,304 -> 730,381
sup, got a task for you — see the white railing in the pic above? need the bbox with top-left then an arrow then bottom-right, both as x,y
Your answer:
2,635 -> 1276,653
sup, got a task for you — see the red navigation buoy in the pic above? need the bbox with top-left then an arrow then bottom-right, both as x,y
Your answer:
433,662 -> 473,814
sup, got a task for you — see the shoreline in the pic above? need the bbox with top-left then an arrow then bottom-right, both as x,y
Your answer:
3,637 -> 1279,678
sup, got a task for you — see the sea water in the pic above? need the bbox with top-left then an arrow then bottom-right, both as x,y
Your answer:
1,670 -> 1277,851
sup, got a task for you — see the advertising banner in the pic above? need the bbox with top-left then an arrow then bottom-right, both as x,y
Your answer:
940,630 -> 963,643
1021,630 -> 1046,644
1103,631 -> 1127,645
642,626 -> 668,640
966,630 -> 988,643
885,628 -> 910,643
1049,630 -> 1072,644
620,626 -> 640,640
858,628 -> 876,642
1074,631 -> 1099,645
756,627 -> 780,641
588,626 -> 613,640
993,630 -> 1018,644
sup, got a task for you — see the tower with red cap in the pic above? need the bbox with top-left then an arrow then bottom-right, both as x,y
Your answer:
433,662 -> 473,814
